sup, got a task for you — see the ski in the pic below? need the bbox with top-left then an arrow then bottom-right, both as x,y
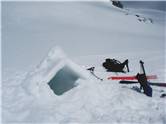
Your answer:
108,75 -> 157,80
119,80 -> 166,87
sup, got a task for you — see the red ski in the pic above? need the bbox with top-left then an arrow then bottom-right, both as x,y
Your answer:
108,75 -> 157,80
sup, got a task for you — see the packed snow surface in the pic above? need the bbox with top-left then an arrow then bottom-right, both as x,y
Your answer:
2,2 -> 166,124
22,46 -> 92,97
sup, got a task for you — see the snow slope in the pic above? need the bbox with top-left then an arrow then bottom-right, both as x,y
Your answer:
2,2 -> 165,71
2,2 -> 166,124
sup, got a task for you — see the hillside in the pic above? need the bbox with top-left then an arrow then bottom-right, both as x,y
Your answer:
2,2 -> 166,123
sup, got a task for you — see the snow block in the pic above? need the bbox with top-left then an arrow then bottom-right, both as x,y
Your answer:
22,46 -> 92,97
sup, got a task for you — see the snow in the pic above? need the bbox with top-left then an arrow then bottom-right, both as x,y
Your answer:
22,46 -> 92,97
2,2 -> 166,124
2,2 -> 165,71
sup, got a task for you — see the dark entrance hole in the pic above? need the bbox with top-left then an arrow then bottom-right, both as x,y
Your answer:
48,66 -> 80,95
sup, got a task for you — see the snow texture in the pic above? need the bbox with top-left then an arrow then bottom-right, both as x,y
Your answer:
22,46 -> 92,97
2,2 -> 166,124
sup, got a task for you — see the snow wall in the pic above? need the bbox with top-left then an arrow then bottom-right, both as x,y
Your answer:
22,46 -> 92,97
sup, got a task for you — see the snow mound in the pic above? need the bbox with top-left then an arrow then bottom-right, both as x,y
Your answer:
3,50 -> 166,123
22,46 -> 92,97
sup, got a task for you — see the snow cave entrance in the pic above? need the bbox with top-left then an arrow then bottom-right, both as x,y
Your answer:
48,65 -> 80,95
